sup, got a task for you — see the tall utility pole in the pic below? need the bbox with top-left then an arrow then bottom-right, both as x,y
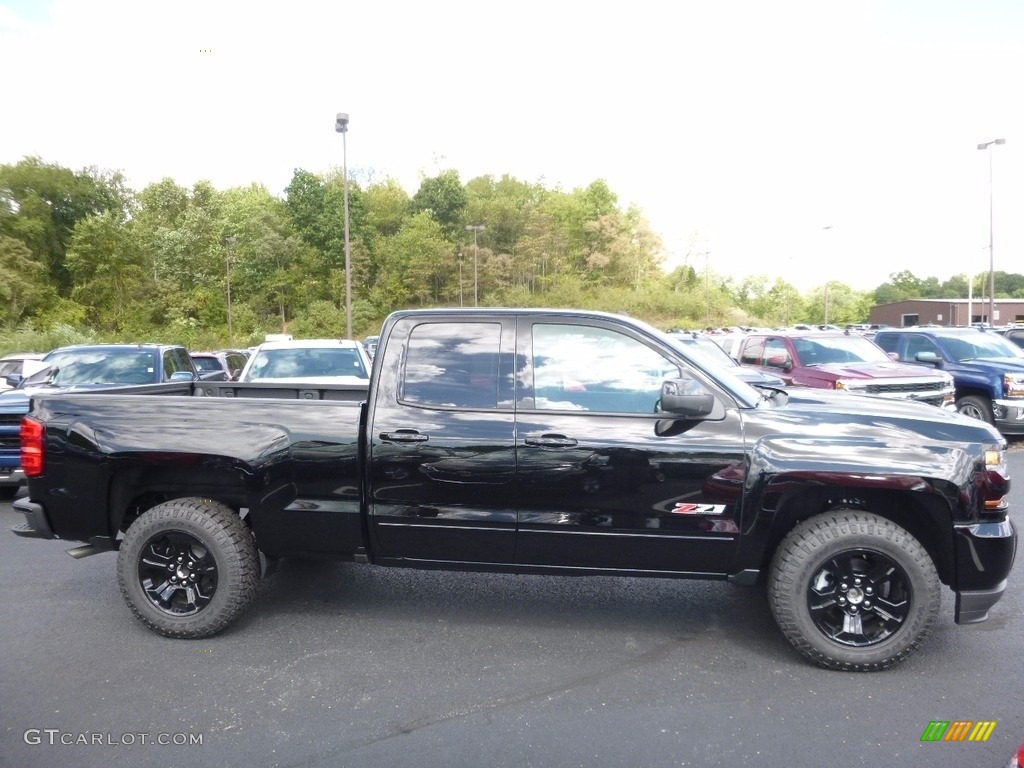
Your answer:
466,224 -> 485,307
336,112 -> 353,338
225,236 -> 237,346
977,138 -> 1005,326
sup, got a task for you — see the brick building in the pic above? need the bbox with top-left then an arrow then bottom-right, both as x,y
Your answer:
869,298 -> 1024,328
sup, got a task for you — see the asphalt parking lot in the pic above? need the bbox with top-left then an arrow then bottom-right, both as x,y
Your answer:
1,450 -> 1022,768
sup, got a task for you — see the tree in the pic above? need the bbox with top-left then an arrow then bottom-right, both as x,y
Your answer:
411,170 -> 467,241
0,235 -> 57,328
66,212 -> 152,332
0,156 -> 133,294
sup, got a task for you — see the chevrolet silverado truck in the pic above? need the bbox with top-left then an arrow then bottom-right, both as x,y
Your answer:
736,330 -> 956,406
873,326 -> 1024,435
11,309 -> 1017,671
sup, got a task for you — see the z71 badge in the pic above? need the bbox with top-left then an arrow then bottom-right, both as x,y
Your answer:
671,503 -> 727,515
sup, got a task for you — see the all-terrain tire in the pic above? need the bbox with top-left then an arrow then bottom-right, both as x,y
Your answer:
768,510 -> 940,671
117,497 -> 259,638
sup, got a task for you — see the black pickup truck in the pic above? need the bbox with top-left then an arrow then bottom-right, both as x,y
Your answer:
11,309 -> 1017,671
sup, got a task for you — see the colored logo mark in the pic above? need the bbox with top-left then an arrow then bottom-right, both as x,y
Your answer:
921,721 -> 997,742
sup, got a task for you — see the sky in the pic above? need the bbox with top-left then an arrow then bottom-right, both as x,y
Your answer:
1,0 -> 1022,292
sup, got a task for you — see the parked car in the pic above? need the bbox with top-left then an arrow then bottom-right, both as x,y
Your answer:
735,330 -> 956,407
994,324 -> 1024,350
239,338 -> 371,385
0,352 -> 46,390
362,334 -> 380,360
190,350 -> 249,381
873,326 -> 1024,433
668,332 -> 785,388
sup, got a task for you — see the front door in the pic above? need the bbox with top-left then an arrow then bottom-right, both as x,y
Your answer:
514,318 -> 746,575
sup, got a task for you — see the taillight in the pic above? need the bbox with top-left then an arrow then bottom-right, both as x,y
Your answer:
20,417 -> 44,477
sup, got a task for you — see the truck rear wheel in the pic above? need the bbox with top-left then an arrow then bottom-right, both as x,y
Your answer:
117,497 -> 259,638
768,510 -> 940,671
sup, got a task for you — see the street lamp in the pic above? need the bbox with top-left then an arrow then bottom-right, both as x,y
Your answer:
335,112 -> 353,338
977,137 -> 1005,326
225,236 -> 236,346
466,224 -> 485,307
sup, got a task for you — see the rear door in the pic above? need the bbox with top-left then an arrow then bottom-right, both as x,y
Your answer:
513,316 -> 746,575
366,315 -> 518,564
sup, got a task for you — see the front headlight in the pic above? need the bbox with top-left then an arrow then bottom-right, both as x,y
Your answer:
1004,374 -> 1024,398
980,448 -> 1009,515
835,379 -> 849,391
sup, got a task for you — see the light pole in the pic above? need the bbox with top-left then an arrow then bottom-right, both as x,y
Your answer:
466,224 -> 484,307
704,251 -> 710,326
977,138 -> 1005,326
335,112 -> 353,338
822,225 -> 833,326
225,236 -> 236,346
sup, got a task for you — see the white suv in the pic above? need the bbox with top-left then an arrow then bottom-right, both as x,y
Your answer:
238,339 -> 371,385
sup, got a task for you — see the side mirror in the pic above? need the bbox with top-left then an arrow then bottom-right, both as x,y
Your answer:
915,351 -> 941,366
170,371 -> 198,382
230,369 -> 242,381
766,355 -> 792,372
660,379 -> 717,418
5,374 -> 22,388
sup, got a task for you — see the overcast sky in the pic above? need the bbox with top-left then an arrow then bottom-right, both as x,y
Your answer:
2,0 -> 1021,291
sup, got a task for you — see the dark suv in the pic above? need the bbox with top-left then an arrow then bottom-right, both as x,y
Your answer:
873,327 -> 1024,434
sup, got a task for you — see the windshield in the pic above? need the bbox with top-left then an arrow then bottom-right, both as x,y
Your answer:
244,347 -> 369,381
191,356 -> 224,372
940,332 -> 1024,362
792,335 -> 891,366
32,349 -> 159,387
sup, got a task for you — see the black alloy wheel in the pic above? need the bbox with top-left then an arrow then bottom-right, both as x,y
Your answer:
137,530 -> 219,616
805,549 -> 911,648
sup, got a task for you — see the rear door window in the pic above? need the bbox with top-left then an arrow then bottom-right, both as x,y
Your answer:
401,322 -> 504,409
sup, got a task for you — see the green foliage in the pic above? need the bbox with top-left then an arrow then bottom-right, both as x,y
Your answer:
7,154 -> 1024,354
0,323 -> 98,358
411,170 -> 467,240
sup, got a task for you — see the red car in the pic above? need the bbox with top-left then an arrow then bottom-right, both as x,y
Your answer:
736,330 -> 955,407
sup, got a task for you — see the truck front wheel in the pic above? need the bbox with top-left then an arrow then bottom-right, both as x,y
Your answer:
768,511 -> 940,671
117,497 -> 259,638
956,395 -> 994,425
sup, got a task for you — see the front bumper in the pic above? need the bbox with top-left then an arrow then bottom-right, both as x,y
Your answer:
0,465 -> 25,487
10,497 -> 55,540
953,517 -> 1017,624
993,398 -> 1024,435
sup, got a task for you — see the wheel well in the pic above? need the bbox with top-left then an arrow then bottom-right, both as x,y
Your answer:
760,487 -> 955,586
109,463 -> 250,536
954,385 -> 990,402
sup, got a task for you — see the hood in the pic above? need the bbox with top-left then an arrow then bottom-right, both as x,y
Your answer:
0,390 -> 30,412
813,361 -> 945,380
765,387 -> 1003,444
950,357 -> 1024,375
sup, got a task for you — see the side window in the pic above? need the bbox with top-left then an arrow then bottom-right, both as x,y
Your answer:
530,324 -> 680,414
904,335 -> 939,362
163,348 -> 191,378
873,334 -> 898,355
764,339 -> 791,368
401,322 -> 501,409
740,337 -> 765,366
